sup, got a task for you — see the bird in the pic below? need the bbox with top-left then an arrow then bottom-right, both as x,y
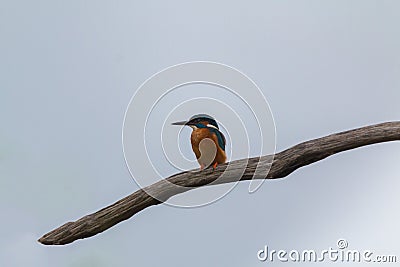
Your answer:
172,114 -> 226,170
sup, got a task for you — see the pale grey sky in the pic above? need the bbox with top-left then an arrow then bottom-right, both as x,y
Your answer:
1,1 -> 399,266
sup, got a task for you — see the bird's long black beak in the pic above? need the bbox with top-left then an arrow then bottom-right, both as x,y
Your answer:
171,120 -> 188,126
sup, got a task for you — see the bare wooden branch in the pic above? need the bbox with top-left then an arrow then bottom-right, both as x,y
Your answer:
38,121 -> 400,245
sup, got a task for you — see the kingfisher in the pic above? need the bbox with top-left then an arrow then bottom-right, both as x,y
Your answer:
172,114 -> 226,170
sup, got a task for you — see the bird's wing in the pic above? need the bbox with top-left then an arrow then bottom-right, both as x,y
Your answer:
210,128 -> 226,151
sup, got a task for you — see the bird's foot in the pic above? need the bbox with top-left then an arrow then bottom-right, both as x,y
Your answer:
212,162 -> 218,170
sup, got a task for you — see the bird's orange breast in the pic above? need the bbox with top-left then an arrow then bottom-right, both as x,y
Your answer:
191,128 -> 226,167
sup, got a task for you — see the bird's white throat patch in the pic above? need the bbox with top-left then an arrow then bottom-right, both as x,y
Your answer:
206,124 -> 218,130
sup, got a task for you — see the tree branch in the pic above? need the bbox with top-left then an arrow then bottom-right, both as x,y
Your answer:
38,121 -> 400,245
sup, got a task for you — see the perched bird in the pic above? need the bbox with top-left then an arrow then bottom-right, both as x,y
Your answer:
172,114 -> 226,170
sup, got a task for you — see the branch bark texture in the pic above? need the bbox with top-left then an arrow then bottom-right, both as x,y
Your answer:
39,121 -> 400,245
